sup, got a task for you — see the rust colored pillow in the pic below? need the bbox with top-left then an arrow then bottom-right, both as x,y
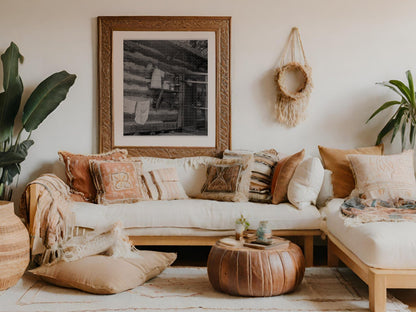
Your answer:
58,149 -> 128,202
271,150 -> 305,204
318,144 -> 383,198
89,159 -> 150,204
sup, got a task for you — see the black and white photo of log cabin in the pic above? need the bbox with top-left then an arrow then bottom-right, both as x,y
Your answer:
123,40 -> 208,136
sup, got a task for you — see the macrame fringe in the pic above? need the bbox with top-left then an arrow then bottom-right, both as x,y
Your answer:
274,27 -> 312,127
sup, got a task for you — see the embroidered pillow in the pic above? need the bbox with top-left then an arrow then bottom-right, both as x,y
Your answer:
141,168 -> 188,200
199,156 -> 253,202
89,159 -> 149,204
318,145 -> 383,198
223,149 -> 279,203
58,149 -> 128,202
271,149 -> 305,204
348,150 -> 416,200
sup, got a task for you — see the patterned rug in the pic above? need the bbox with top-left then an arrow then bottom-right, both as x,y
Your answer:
0,267 -> 409,312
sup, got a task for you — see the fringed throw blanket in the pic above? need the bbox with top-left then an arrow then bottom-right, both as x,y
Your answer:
341,197 -> 416,226
20,174 -> 75,265
20,174 -> 140,266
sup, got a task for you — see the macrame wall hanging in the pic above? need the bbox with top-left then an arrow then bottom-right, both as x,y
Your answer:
274,27 -> 313,127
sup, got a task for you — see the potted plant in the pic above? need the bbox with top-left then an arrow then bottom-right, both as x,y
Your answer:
235,214 -> 250,240
0,42 -> 76,200
366,70 -> 416,151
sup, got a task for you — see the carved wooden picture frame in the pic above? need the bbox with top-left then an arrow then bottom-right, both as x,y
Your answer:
97,16 -> 231,158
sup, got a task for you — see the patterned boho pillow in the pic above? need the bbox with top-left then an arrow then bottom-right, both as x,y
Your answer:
58,149 -> 128,202
318,144 -> 384,198
89,159 -> 149,205
223,149 -> 279,203
199,156 -> 253,202
347,150 -> 416,200
271,149 -> 305,204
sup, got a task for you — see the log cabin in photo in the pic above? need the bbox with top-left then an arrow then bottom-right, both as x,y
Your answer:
123,40 -> 208,136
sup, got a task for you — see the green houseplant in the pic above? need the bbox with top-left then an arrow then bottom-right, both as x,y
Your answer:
367,70 -> 416,151
0,42 -> 76,200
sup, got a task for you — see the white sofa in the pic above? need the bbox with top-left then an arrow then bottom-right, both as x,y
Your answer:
25,155 -> 324,267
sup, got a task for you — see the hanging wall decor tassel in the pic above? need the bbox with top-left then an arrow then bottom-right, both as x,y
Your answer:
274,27 -> 313,127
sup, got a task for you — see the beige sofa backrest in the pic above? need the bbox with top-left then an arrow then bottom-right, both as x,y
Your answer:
137,156 -> 218,197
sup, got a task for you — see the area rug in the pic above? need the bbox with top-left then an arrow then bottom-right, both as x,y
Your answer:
0,267 -> 409,312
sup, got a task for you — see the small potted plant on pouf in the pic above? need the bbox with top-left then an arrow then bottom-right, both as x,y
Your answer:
235,214 -> 250,240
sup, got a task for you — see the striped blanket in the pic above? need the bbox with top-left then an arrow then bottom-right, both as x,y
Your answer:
341,196 -> 416,225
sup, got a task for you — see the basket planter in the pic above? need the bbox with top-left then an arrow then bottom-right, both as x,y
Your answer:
0,201 -> 30,290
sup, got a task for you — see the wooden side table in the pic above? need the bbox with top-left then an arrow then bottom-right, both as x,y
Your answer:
207,238 -> 305,297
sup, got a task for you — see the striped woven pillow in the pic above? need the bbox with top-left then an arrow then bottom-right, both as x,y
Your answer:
223,149 -> 279,203
142,168 -> 188,200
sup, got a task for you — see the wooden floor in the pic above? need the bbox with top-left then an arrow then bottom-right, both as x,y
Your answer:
140,245 -> 416,310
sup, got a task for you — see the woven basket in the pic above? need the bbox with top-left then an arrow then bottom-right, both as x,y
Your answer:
0,201 -> 29,290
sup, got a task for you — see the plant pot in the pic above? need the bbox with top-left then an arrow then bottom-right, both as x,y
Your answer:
0,201 -> 29,290
235,223 -> 245,240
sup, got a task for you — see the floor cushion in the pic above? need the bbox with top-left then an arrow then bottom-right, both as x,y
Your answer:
29,251 -> 177,294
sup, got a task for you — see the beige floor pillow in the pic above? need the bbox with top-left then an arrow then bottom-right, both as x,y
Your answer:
29,251 -> 177,294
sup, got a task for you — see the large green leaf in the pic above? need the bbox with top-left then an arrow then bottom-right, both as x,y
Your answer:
1,42 -> 23,90
22,71 -> 76,132
377,82 -> 405,101
366,100 -> 401,123
0,43 -> 24,143
0,139 -> 34,167
0,139 -> 33,185
401,119 -> 407,151
389,79 -> 412,104
410,123 -> 416,148
0,163 -> 20,184
406,70 -> 415,108
390,108 -> 406,143
376,116 -> 396,145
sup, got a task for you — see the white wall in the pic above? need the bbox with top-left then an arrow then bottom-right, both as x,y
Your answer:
0,0 -> 414,203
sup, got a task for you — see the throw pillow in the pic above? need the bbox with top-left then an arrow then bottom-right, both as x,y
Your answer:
347,150 -> 416,200
58,149 -> 128,202
271,149 -> 305,204
318,144 -> 383,198
89,160 -> 149,205
199,156 -> 253,202
223,149 -> 279,203
287,157 -> 324,209
29,251 -> 177,294
316,169 -> 334,208
141,168 -> 188,200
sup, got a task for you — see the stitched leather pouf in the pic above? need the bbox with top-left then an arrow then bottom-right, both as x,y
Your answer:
0,201 -> 30,290
207,239 -> 305,296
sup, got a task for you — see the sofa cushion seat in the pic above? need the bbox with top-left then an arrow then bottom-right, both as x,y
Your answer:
323,198 -> 416,269
71,199 -> 321,233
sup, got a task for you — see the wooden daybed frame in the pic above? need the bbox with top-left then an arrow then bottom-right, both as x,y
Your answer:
26,184 -> 320,267
327,232 -> 416,312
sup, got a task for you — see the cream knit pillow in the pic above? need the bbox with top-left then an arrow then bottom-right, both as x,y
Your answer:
347,150 -> 416,200
287,157 -> 324,209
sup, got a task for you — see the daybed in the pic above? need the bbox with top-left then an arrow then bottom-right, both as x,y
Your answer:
22,154 -> 324,267
323,198 -> 416,312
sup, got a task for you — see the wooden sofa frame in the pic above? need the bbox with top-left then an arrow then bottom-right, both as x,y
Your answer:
327,232 -> 416,312
26,183 -> 320,267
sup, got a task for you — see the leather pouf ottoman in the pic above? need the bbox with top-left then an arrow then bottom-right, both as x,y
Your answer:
207,239 -> 305,297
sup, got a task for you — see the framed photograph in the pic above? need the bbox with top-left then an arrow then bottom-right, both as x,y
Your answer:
98,16 -> 231,158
